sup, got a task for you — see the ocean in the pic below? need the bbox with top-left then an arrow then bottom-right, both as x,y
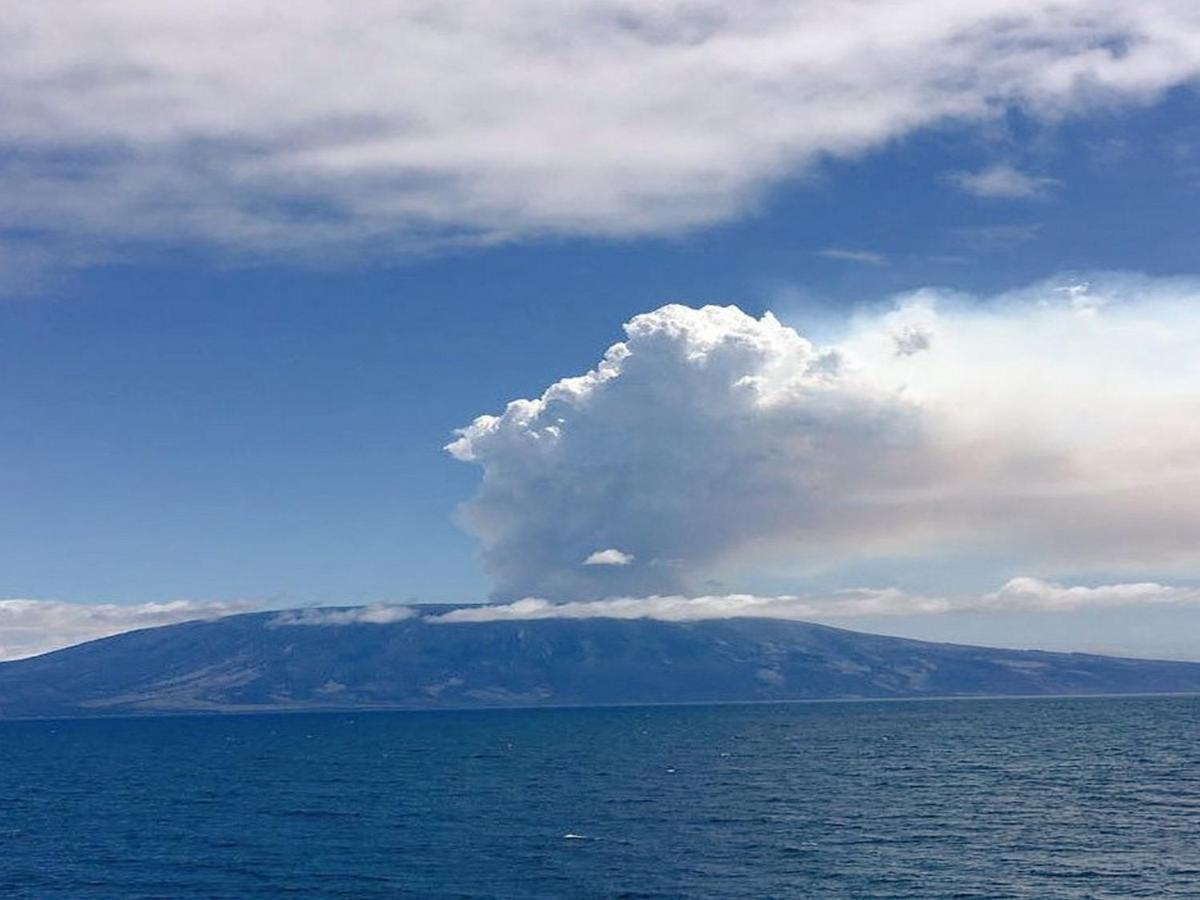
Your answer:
2,696 -> 1198,898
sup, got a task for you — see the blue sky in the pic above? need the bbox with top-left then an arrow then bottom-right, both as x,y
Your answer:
4,3 -> 1200,658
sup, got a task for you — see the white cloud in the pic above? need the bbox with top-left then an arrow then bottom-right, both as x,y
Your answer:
893,324 -> 933,356
268,605 -> 416,627
584,548 -> 635,566
449,274 -> 1200,599
0,598 -> 258,661
429,578 -> 1200,623
949,163 -> 1060,198
2,2 -> 1200,259
978,577 -> 1200,611
818,248 -> 886,266
5,582 -> 1198,660
431,592 -> 947,623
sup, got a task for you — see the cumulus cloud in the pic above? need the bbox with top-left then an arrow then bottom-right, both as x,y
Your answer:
949,163 -> 1060,198
892,324 -> 933,356
584,549 -> 635,566
3,2 -> 1200,260
429,578 -> 1200,624
448,302 -> 918,599
0,598 -> 258,662
268,605 -> 416,627
449,273 -> 1200,599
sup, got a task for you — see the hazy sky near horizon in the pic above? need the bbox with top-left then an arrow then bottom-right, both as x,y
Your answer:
4,2 -> 1200,657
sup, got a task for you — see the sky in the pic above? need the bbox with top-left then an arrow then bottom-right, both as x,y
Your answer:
3,1 -> 1200,659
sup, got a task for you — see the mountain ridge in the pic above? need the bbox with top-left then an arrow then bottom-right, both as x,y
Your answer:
3,608 -> 1200,718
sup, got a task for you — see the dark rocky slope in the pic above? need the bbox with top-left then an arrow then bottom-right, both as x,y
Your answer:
2,609 -> 1199,717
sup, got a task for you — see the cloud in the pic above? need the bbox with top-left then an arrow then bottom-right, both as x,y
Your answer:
432,592 -> 949,623
949,163 -> 1060,198
978,577 -> 1200,611
3,2 -> 1200,261
817,248 -> 886,266
429,578 -> 1200,623
268,605 -> 416,627
947,222 -> 1044,251
6,581 -> 1198,660
449,301 -> 914,599
449,273 -> 1200,599
893,324 -> 933,356
0,600 -> 412,659
0,598 -> 258,662
584,548 -> 635,566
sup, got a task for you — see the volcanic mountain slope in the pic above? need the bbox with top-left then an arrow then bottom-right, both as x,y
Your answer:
2,609 -> 1200,717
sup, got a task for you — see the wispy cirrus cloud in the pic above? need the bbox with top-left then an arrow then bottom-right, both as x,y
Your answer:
3,2 -> 1200,264
817,248 -> 887,266
946,222 -> 1044,251
949,163 -> 1060,199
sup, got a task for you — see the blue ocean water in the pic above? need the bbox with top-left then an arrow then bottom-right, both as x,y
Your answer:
2,696 -> 1199,898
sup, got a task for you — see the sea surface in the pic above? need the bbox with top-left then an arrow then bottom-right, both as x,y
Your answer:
2,696 -> 1199,898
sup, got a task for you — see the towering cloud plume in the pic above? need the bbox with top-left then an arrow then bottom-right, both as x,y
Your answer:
449,304 -> 924,599
449,275 -> 1200,600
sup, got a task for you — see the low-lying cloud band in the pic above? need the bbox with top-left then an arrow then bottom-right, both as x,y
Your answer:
429,579 -> 1200,624
6,577 -> 1200,660
0,598 -> 259,662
